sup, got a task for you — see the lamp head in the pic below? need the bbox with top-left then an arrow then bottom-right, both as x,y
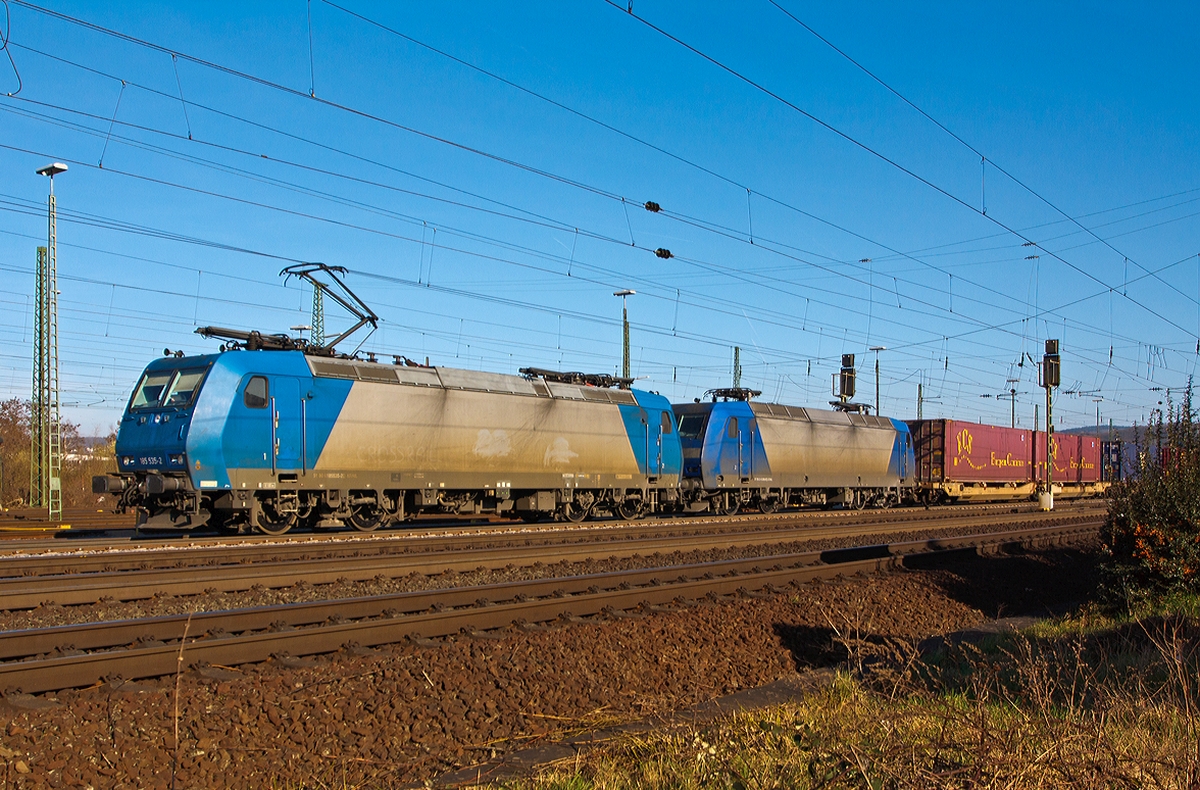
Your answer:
613,289 -> 635,297
36,163 -> 68,178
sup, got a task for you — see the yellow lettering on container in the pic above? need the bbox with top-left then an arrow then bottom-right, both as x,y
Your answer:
990,452 -> 1025,468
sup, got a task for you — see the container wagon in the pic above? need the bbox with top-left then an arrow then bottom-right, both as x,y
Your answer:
908,419 -> 1106,503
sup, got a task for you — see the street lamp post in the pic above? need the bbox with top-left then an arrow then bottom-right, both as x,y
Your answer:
614,290 -> 635,379
33,162 -> 67,522
869,346 -> 886,415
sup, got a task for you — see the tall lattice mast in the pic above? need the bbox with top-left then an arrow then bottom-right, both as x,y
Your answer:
311,284 -> 325,347
32,162 -> 65,520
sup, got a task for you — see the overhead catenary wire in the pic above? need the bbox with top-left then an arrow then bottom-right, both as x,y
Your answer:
0,4 -> 1180,425
3,21 -> 1184,379
1,101 -> 1101,359
2,16 -> 1144,354
603,0 -> 1200,341
0,95 -> 1185,403
305,3 -> 1135,341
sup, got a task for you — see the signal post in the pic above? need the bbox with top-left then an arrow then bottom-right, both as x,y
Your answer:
1041,339 -> 1060,510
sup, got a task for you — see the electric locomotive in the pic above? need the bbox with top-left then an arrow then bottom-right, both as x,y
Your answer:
94,344 -> 683,534
673,387 -> 914,514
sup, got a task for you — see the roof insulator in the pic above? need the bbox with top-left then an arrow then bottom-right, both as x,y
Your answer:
654,248 -> 673,259
644,201 -> 661,213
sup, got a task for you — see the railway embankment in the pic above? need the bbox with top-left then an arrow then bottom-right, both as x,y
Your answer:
0,515 -> 1100,787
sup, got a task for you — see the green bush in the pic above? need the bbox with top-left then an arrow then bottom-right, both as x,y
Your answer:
1101,382 -> 1200,606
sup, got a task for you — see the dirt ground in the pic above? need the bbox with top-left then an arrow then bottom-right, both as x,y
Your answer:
0,546 -> 1098,788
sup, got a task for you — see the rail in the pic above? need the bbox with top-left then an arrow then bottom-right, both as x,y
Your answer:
0,509 -> 1104,608
0,521 -> 1098,694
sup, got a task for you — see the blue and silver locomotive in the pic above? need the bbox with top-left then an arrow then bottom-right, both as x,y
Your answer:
672,388 -> 913,514
95,341 -> 682,533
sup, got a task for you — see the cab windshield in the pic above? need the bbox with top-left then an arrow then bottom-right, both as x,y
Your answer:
130,366 -> 209,410
677,413 -> 709,441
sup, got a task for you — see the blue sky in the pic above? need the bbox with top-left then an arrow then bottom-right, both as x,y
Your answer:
1,1 -> 1197,435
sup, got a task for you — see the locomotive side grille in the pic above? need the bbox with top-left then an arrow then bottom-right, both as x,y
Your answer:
546,382 -> 585,400
356,365 -> 399,383
309,360 -> 357,379
395,367 -> 441,386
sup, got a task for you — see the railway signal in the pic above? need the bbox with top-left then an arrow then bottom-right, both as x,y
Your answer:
870,346 -> 886,416
1041,339 -> 1060,510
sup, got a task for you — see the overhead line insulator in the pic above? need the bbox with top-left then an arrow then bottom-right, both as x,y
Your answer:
654,248 -> 673,259
643,201 -> 661,213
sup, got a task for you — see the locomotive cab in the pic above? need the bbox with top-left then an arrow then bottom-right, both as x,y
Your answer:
672,399 -> 771,514
93,355 -> 218,527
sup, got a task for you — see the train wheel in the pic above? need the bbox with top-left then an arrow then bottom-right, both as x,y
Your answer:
758,498 -> 777,514
615,500 -> 643,521
562,501 -> 591,523
255,507 -> 296,536
719,493 -> 740,516
349,505 -> 384,532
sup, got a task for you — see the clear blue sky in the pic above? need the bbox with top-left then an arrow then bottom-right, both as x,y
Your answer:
1,1 -> 1197,435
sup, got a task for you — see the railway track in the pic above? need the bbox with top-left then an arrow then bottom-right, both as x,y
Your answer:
0,498 -> 1099,542
0,508 -> 135,534
0,521 -> 1097,694
0,507 -> 1104,608
0,499 -> 1100,561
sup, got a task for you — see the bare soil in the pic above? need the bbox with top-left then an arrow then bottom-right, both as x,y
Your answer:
0,545 -> 1098,788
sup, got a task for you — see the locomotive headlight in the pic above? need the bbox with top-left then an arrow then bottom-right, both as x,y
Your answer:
168,453 -> 186,466
121,456 -> 134,467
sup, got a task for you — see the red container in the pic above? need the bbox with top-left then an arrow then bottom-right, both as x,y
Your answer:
1076,435 -> 1102,483
1034,433 -> 1102,484
909,420 -> 1035,484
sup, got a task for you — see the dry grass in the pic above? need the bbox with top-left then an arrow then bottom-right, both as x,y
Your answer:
497,603 -> 1200,790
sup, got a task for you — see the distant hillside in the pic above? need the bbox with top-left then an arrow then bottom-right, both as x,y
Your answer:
1058,425 -> 1137,443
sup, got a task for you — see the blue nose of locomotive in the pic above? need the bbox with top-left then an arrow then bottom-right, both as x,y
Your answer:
114,357 -> 215,475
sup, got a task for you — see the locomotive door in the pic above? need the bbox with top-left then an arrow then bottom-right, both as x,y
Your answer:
638,408 -> 652,478
740,417 -> 755,482
643,409 -> 667,479
652,410 -> 670,478
270,377 -> 303,474
721,416 -> 754,484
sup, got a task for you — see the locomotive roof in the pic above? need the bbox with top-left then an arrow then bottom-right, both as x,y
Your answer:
305,354 -> 642,405
750,400 -> 898,429
676,397 -> 899,430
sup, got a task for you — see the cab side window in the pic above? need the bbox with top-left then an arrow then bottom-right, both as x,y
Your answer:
661,411 -> 674,434
727,417 -> 738,438
244,376 -> 269,409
